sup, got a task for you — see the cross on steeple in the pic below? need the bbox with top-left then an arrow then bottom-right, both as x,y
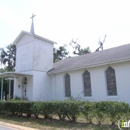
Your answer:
31,14 -> 35,20
30,14 -> 35,34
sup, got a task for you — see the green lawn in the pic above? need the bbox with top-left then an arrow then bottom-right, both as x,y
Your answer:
0,114 -> 119,130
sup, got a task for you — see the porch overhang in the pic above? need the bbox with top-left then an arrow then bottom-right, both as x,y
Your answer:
0,72 -> 33,78
0,72 -> 33,101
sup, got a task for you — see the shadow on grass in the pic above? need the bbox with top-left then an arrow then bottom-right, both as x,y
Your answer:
0,114 -> 119,130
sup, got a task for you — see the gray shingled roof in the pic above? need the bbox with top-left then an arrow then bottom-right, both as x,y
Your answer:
49,44 -> 130,74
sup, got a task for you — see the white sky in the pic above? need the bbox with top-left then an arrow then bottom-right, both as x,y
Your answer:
0,0 -> 130,52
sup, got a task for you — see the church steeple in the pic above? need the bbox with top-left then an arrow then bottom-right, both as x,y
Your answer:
30,14 -> 35,34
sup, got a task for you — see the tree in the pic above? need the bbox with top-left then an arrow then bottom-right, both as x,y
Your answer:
0,67 -> 9,73
0,44 -> 16,71
70,39 -> 91,55
53,45 -> 69,63
0,67 -> 12,100
95,35 -> 107,52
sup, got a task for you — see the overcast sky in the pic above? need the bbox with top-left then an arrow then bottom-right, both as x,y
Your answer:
0,0 -> 130,52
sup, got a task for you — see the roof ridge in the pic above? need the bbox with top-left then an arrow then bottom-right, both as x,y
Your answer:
52,43 -> 130,74
54,43 -> 130,64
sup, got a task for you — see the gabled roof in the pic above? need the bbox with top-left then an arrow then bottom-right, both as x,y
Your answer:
13,30 -> 56,44
49,43 -> 130,74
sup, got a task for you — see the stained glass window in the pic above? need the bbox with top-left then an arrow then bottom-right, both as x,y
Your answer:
106,67 -> 117,96
83,71 -> 92,96
64,73 -> 71,97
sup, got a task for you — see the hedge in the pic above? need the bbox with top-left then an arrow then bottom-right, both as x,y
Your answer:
0,100 -> 129,125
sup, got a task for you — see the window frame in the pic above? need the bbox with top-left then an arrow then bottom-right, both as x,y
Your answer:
82,70 -> 92,97
64,73 -> 71,97
106,66 -> 117,96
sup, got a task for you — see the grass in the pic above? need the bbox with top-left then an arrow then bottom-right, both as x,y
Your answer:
0,114 -> 119,130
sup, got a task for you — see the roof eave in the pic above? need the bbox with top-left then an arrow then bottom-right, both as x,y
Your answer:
49,58 -> 130,74
0,72 -> 33,78
33,34 -> 57,44
13,30 -> 57,44
13,30 -> 34,44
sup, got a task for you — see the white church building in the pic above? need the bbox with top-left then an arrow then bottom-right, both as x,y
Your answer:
0,15 -> 130,103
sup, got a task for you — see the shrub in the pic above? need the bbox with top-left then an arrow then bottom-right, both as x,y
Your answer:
53,101 -> 67,120
81,101 -> 96,124
104,101 -> 129,125
64,101 -> 83,122
94,101 -> 109,125
40,102 -> 54,119
31,102 -> 41,118
0,100 -> 129,125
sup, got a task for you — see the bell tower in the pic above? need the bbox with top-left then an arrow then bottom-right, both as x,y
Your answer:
13,14 -> 56,101
14,14 -> 55,73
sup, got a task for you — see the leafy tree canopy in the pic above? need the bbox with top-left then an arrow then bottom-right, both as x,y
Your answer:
0,40 -> 91,68
53,45 -> 69,63
0,44 -> 16,71
70,39 -> 91,55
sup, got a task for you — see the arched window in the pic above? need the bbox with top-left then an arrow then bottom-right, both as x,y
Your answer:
83,70 -> 92,96
24,77 -> 27,84
64,73 -> 71,97
106,67 -> 117,96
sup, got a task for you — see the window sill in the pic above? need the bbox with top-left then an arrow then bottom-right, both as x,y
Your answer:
82,97 -> 94,101
64,97 -> 72,100
106,95 -> 119,100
